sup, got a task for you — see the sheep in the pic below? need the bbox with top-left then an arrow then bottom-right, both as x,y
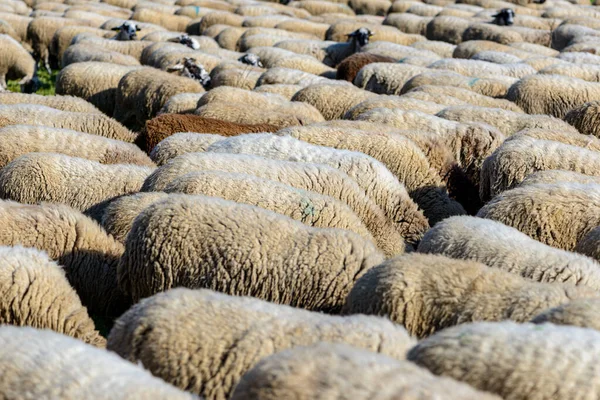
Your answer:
428,58 -> 536,79
231,343 -> 501,400
0,34 -> 36,91
417,216 -> 600,291
113,67 -> 205,131
471,50 -> 531,63
564,101 -> 600,137
465,23 -> 551,46
519,170 -> 600,188
404,84 -> 523,112
0,125 -> 153,168
0,92 -> 101,114
62,43 -> 142,68
353,63 -> 427,95
110,20 -> 141,40
326,21 -> 424,47
401,70 -> 516,98
452,39 -> 530,59
27,17 -> 94,72
277,125 -> 466,225
238,52 -> 263,67
478,182 -> 600,251
480,136 -> 600,201
558,52 -> 600,65
290,83 -> 374,120
253,84 -> 302,100
576,226 -> 600,261
274,19 -> 329,39
0,104 -> 137,142
142,114 -> 278,153
141,152 -> 407,254
107,288 -> 416,399
436,105 -> 579,136
245,46 -> 333,76
342,253 -> 599,338
407,321 -> 600,400
552,23 -> 600,51
256,67 -> 338,87
383,13 -> 431,36
166,57 -> 211,87
117,194 -> 384,310
55,62 -> 142,117
205,134 -> 431,241
353,108 -> 505,189
531,298 -> 600,331
537,62 -> 600,83
411,40 -> 456,58
425,16 -> 470,44
50,26 -> 114,63
209,63 -> 262,90
507,74 -> 600,118
0,200 -> 126,316
492,7 -> 515,24
291,0 -> 355,16
132,8 -> 191,32
509,128 -> 600,152
195,11 -> 244,34
0,153 -> 154,219
345,96 -> 446,117
71,34 -> 152,61
0,246 -> 105,347
0,326 -> 197,399
157,92 -> 204,115
360,41 -> 440,61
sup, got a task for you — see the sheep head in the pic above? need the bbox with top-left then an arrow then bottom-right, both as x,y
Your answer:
168,58 -> 211,88
167,34 -> 200,50
347,27 -> 374,48
238,53 -> 263,68
112,21 -> 141,41
492,8 -> 515,26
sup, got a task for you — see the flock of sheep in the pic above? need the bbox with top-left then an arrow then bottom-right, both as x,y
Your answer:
3,0 -> 600,397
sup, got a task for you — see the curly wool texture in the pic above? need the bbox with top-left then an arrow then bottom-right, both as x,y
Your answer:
162,171 -> 388,253
142,152 -> 406,256
149,132 -> 225,165
507,74 -> 600,118
407,321 -> 600,400
401,70 -> 516,98
0,246 -> 105,347
509,128 -> 600,151
55,62 -> 142,117
0,93 -> 101,114
354,108 -> 504,188
231,343 -> 500,400
0,153 -> 154,219
478,182 -> 600,251
564,101 -> 600,138
353,63 -> 427,95
436,105 -> 579,136
113,67 -> 205,131
0,104 -> 136,142
480,136 -> 600,201
291,83 -> 375,120
336,53 -> 396,82
519,170 -> 600,188
0,200 -> 126,316
343,253 -> 599,339
118,194 -> 384,310
0,125 -> 153,168
142,114 -> 278,154
206,134 -> 430,243
277,125 -> 464,226
531,298 -> 600,331
404,84 -> 523,112
0,326 -> 197,400
418,216 -> 600,291
108,288 -> 415,400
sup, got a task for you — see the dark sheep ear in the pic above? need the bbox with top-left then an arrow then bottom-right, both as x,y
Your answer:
136,26 -> 142,31
111,26 -> 121,31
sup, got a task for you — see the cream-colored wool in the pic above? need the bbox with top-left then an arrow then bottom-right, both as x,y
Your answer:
353,63 -> 426,95
114,67 -> 205,131
253,84 -> 303,100
206,134 -> 431,242
50,25 -> 114,63
0,153 -> 154,218
411,39 -> 456,58
400,70 -> 516,98
0,326 -> 196,399
0,104 -> 137,142
429,58 -> 536,79
425,16 -> 470,44
55,62 -> 142,117
510,128 -> 600,151
107,288 -> 416,400
564,101 -> 600,137
291,83 -> 375,120
246,46 -> 334,76
575,226 -> 600,261
407,321 -> 600,400
142,152 -> 406,256
132,8 -> 191,31
418,216 -> 600,291
118,195 -> 384,310
345,95 -> 446,117
437,105 -> 579,137
61,44 -> 142,68
480,136 -> 600,201
256,67 -> 338,87
162,171 -> 387,253
231,343 -> 501,400
277,125 -> 465,226
0,200 -> 126,316
0,92 -> 101,114
531,298 -> 600,331
0,34 -> 35,89
70,33 -> 152,60
0,246 -> 105,347
478,182 -> 600,251
343,253 -> 598,338
149,132 -> 225,165
520,170 -> 600,188
157,93 -> 205,115
0,125 -> 153,168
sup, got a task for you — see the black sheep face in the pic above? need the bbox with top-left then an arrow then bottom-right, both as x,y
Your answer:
492,8 -> 515,26
239,53 -> 263,68
20,76 -> 40,94
169,58 -> 211,88
112,21 -> 141,40
347,27 -> 373,47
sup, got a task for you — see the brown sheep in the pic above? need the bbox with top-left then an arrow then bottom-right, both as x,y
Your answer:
141,114 -> 279,153
336,53 -> 397,83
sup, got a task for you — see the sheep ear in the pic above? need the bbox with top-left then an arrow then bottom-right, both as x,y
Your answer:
111,26 -> 121,31
368,32 -> 375,36
136,26 -> 141,31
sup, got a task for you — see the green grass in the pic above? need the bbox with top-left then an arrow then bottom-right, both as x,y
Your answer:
7,65 -> 58,96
